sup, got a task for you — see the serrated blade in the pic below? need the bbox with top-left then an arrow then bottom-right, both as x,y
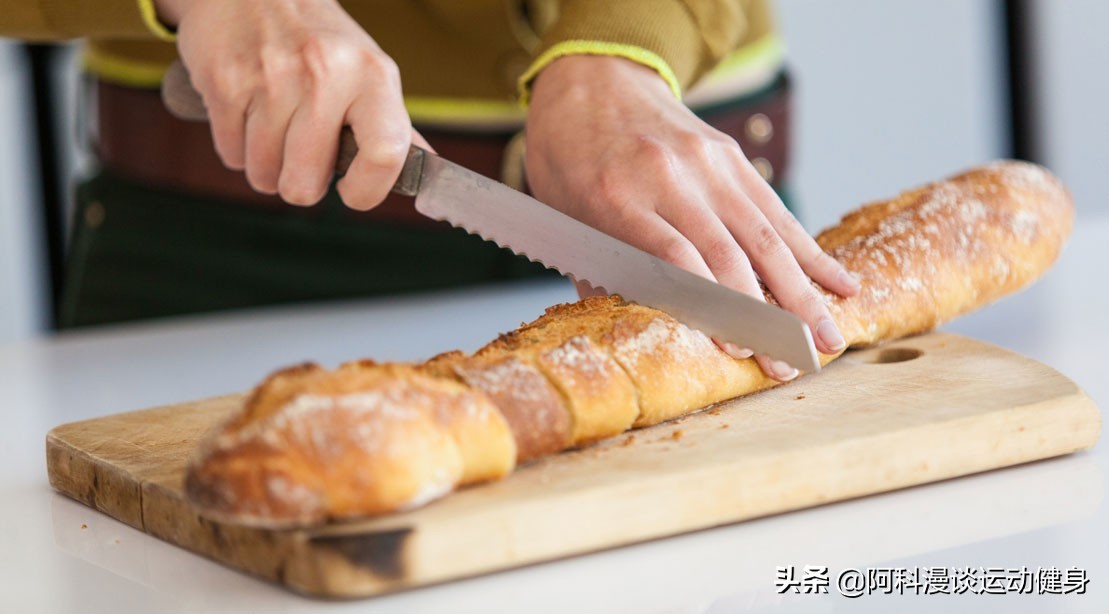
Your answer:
412,150 -> 820,371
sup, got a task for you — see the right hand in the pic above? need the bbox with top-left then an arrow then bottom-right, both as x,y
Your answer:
156,0 -> 429,209
525,56 -> 860,381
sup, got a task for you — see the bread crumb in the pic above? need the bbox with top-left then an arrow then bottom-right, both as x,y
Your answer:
81,524 -> 87,529
707,408 -> 722,416
621,434 -> 636,447
720,424 -> 730,430
795,394 -> 806,400
671,430 -> 684,441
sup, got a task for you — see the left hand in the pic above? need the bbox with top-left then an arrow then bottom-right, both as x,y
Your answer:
525,55 -> 860,381
156,0 -> 429,210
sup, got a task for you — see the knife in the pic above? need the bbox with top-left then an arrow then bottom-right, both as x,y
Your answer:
162,61 -> 820,371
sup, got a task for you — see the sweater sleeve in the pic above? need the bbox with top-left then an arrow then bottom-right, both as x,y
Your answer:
518,0 -> 748,103
0,0 -> 175,41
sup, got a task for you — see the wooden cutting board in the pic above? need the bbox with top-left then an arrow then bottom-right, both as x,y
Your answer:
46,333 -> 1100,598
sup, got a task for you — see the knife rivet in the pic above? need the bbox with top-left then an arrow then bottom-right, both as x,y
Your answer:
84,201 -> 106,229
752,157 -> 774,183
745,113 -> 774,145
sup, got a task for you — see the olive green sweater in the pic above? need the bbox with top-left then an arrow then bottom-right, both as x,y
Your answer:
1,0 -> 777,100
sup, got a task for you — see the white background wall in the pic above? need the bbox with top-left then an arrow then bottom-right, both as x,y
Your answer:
0,41 -> 47,344
1027,0 -> 1109,218
776,0 -> 1011,233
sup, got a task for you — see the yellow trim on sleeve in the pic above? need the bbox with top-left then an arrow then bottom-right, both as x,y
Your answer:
83,47 -> 170,88
136,0 -> 177,42
405,97 -> 524,128
517,40 -> 682,107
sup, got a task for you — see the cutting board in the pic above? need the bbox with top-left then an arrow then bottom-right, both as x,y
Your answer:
46,333 -> 1100,598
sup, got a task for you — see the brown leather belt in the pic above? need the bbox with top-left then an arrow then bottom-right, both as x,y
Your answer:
93,73 -> 791,228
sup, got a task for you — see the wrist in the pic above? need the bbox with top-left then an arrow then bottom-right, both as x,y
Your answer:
531,55 -> 674,110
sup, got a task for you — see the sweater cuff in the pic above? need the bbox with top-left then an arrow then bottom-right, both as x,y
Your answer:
519,0 -> 704,104
136,0 -> 177,42
517,41 -> 682,106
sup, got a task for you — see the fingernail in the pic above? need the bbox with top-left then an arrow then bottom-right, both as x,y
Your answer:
724,342 -> 754,359
770,360 -> 799,382
816,318 -> 847,352
838,269 -> 862,292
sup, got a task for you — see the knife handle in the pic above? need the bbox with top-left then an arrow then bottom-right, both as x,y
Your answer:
160,60 -> 423,197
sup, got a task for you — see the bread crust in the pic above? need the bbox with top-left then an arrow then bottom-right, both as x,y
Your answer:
426,350 -> 573,462
186,161 -> 1073,525
185,362 -> 514,526
477,297 -> 640,444
820,161 -> 1073,345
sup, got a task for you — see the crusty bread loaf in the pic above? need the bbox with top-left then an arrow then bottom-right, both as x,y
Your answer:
185,161 -> 1074,527
185,361 -> 515,525
821,161 -> 1073,345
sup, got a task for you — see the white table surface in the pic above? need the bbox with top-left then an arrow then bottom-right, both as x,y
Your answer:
2,216 -> 1106,614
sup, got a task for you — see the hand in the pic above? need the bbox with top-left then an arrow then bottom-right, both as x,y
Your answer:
525,56 -> 861,381
156,0 -> 430,208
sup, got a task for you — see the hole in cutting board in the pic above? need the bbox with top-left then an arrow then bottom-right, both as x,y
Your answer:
865,347 -> 923,364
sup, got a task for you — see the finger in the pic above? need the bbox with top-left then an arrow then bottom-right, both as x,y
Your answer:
643,218 -> 770,365
336,94 -> 412,210
658,200 -> 765,361
736,162 -> 861,297
636,213 -> 717,281
277,99 -> 342,206
716,340 -> 753,360
722,193 -> 846,357
756,354 -> 799,382
652,201 -> 802,372
194,66 -> 251,171
243,97 -> 295,195
206,100 -> 247,171
598,212 -> 765,363
659,199 -> 762,301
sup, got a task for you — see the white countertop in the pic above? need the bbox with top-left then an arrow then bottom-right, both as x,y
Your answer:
2,217 -> 1106,614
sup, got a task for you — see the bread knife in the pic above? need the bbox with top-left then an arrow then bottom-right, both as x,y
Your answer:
162,62 -> 821,371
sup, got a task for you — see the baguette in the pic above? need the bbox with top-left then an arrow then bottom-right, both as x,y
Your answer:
185,161 -> 1074,527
